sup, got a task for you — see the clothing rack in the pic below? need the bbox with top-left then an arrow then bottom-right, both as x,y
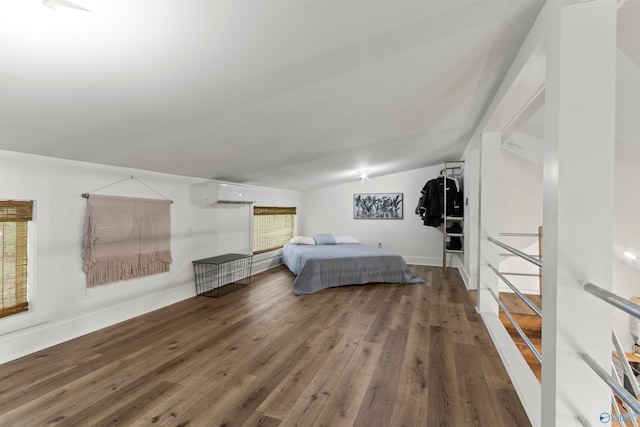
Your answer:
81,175 -> 173,203
442,161 -> 464,269
439,165 -> 463,176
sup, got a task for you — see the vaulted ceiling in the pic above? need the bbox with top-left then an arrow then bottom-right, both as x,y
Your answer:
0,0 -> 545,191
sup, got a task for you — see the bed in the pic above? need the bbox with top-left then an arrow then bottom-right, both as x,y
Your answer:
283,234 -> 425,295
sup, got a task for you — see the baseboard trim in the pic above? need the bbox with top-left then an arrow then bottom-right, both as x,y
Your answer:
459,264 -> 471,289
0,283 -> 195,365
252,256 -> 283,275
403,256 -> 444,266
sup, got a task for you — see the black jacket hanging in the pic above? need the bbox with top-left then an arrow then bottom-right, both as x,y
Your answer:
417,176 -> 459,227
438,176 -> 457,215
419,179 -> 442,226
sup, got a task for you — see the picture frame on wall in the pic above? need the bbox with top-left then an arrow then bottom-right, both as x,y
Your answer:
353,193 -> 403,219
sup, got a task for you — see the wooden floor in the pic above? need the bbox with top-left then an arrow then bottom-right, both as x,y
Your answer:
0,265 -> 530,427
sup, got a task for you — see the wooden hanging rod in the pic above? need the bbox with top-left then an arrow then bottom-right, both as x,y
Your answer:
81,176 -> 173,203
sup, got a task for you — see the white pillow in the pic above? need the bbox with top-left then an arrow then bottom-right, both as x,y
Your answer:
335,235 -> 359,244
289,236 -> 316,245
313,233 -> 338,245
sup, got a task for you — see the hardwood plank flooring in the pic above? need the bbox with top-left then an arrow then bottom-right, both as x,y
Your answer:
0,265 -> 530,427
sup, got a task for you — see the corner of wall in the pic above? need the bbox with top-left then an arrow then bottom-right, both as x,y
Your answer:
456,258 -> 471,290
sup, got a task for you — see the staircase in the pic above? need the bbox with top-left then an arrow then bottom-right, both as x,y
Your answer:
498,292 -> 542,382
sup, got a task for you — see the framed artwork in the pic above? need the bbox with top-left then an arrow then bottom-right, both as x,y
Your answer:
353,193 -> 403,219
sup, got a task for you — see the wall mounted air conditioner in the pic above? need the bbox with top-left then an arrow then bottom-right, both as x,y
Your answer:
189,182 -> 257,205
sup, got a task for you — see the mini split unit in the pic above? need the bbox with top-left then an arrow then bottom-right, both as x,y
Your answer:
189,182 -> 257,205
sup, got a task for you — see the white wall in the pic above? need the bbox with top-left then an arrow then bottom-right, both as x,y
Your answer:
497,149 -> 543,295
0,150 -> 300,364
612,50 -> 640,351
500,150 -> 543,241
299,164 -> 460,268
498,242 -> 540,295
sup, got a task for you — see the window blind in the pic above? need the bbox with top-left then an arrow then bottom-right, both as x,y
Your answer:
253,206 -> 296,255
1,201 -> 33,319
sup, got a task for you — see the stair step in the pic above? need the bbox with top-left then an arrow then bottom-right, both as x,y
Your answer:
499,312 -> 542,337
498,292 -> 542,315
499,310 -> 542,382
510,334 -> 542,352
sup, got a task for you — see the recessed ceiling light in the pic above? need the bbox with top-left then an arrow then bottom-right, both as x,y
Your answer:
624,251 -> 637,260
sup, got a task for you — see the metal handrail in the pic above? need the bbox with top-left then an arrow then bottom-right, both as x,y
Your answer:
581,352 -> 640,415
489,288 -> 542,365
583,282 -> 640,320
489,237 -> 543,268
612,329 -> 640,396
499,253 -> 541,258
610,365 -> 639,427
488,264 -> 542,318
582,282 -> 640,423
501,272 -> 541,277
499,232 -> 540,237
576,415 -> 591,427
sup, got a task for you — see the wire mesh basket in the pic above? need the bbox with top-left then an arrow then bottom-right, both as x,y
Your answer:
192,254 -> 253,297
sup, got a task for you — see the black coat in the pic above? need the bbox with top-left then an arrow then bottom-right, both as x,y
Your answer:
418,177 -> 459,227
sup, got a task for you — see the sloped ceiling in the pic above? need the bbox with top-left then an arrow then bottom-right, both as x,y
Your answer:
0,0 -> 544,191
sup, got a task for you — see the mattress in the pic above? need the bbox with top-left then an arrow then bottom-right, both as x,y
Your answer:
283,243 -> 425,295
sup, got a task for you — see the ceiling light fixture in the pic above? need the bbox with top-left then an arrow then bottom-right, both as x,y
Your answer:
624,251 -> 637,261
356,169 -> 369,181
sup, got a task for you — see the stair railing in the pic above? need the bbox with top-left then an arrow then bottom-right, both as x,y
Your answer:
488,287 -> 542,365
487,235 -> 544,368
582,282 -> 640,421
497,229 -> 543,295
489,235 -> 543,268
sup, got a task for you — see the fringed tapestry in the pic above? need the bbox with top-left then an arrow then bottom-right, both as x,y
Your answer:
82,195 -> 172,286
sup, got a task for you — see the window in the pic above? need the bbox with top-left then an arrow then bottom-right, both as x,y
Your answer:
253,206 -> 296,254
1,200 -> 33,319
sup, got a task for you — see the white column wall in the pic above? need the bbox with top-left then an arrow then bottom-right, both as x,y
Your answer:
462,149 -> 480,290
541,1 -> 616,425
477,132 -> 542,425
477,132 -> 501,313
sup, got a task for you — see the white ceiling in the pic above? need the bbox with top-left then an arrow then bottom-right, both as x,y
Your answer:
0,0 -> 544,191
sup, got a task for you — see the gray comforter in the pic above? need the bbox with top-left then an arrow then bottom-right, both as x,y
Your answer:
283,243 -> 425,295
